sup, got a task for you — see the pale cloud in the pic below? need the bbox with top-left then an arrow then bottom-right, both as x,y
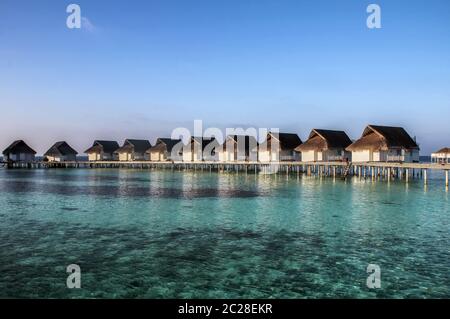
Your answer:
81,17 -> 95,32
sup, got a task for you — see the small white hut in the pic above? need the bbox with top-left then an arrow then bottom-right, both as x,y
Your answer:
146,138 -> 183,162
182,137 -> 217,162
431,148 -> 450,164
85,140 -> 119,161
44,141 -> 78,162
258,132 -> 302,162
115,139 -> 152,161
295,129 -> 352,162
218,135 -> 258,162
2,140 -> 36,162
346,125 -> 420,163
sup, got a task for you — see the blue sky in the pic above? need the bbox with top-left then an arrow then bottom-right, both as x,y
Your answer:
1,0 -> 449,154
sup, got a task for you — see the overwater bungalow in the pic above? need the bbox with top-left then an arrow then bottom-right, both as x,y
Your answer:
219,135 -> 258,162
431,148 -> 450,164
295,129 -> 352,162
146,138 -> 183,161
182,137 -> 217,162
2,140 -> 36,162
44,141 -> 78,162
258,132 -> 302,162
115,139 -> 152,161
346,125 -> 420,163
85,140 -> 120,161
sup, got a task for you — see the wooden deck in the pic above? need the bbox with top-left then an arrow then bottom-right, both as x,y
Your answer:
19,160 -> 450,170
3,160 -> 449,188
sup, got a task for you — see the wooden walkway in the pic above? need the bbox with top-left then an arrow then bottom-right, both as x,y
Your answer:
4,160 -> 450,188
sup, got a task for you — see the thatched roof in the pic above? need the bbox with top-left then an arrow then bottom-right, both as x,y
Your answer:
44,141 -> 78,157
85,140 -> 119,154
433,147 -> 450,154
3,140 -> 36,155
260,132 -> 302,151
146,138 -> 182,153
115,139 -> 152,154
295,129 -> 352,152
346,125 -> 419,152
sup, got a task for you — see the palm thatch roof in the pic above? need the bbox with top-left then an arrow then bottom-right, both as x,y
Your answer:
115,139 -> 152,154
44,141 -> 78,157
433,147 -> 450,154
3,140 -> 36,155
260,132 -> 302,151
84,140 -> 119,154
295,129 -> 352,152
346,125 -> 419,152
146,138 -> 182,153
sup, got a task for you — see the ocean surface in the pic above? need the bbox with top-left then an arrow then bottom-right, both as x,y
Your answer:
0,168 -> 449,298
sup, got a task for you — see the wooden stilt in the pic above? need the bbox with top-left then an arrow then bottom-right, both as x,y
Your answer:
445,170 -> 449,188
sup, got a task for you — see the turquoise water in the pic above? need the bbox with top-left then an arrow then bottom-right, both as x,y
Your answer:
0,168 -> 449,298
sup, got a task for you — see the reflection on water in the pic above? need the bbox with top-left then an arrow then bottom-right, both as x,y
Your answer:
0,169 -> 449,298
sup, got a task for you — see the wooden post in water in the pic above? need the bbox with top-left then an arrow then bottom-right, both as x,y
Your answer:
423,169 -> 428,185
406,168 -> 409,183
445,170 -> 449,188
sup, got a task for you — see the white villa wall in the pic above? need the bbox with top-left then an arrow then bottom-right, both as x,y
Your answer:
351,150 -> 371,162
373,151 -> 384,162
259,150 -> 270,162
193,151 -> 203,162
431,152 -> 450,163
46,154 -> 77,162
150,152 -> 164,161
183,150 -> 204,162
182,150 -> 193,162
301,149 -> 349,162
218,150 -> 227,162
88,152 -> 116,161
118,153 -> 131,161
317,151 -> 323,161
301,150 -> 316,162
88,153 -> 99,161
352,149 -> 419,163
